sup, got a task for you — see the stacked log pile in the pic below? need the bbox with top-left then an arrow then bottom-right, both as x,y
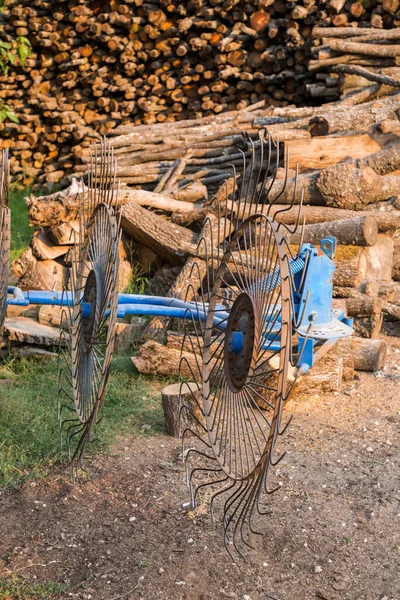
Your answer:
6,96 -> 400,375
309,27 -> 400,103
1,1 -> 400,187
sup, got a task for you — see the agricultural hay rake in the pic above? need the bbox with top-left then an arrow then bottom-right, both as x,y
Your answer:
0,135 -> 353,558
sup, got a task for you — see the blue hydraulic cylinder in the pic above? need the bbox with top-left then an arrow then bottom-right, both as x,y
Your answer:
294,244 -> 335,329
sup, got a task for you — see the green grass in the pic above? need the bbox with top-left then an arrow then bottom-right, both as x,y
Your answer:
0,576 -> 69,600
8,187 -> 34,262
0,354 -> 166,489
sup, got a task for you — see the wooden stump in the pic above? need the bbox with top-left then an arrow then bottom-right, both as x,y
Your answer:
294,354 -> 344,394
161,382 -> 204,437
350,337 -> 387,371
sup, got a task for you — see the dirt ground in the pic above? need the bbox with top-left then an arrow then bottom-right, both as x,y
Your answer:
0,336 -> 399,600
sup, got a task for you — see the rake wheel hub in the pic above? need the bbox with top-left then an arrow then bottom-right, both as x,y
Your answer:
224,292 -> 256,392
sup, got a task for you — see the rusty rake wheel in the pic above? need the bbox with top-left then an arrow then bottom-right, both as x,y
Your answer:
0,149 -> 10,338
179,131 -> 303,559
58,139 -> 121,477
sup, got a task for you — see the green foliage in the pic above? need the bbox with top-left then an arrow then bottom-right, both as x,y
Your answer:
0,99 -> 19,123
9,187 -> 34,261
16,35 -> 31,65
0,576 -> 69,600
0,36 -> 31,75
0,1 -> 31,122
126,263 -> 151,295
0,354 -> 166,488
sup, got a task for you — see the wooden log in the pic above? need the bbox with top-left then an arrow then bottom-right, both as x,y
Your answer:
350,337 -> 387,371
332,65 -> 400,89
377,280 -> 397,301
329,40 -> 400,59
363,235 -> 394,281
11,248 -> 67,292
333,248 -> 368,288
239,202 -> 400,232
334,281 -> 379,299
285,135 -> 381,172
383,301 -> 400,321
316,165 -> 400,210
142,213 -> 219,339
294,354 -> 344,394
352,313 -> 383,339
358,140 -> 400,176
332,236 -> 394,288
119,201 -> 198,265
38,305 -> 63,328
4,317 -> 62,347
161,382 -> 204,437
333,338 -> 355,381
131,339 -> 198,378
289,216 -> 378,247
48,222 -> 80,245
344,295 -> 383,317
31,230 -> 70,260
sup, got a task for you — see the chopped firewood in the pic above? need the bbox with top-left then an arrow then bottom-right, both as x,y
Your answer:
31,230 -> 70,261
11,248 -> 67,292
131,340 -> 198,378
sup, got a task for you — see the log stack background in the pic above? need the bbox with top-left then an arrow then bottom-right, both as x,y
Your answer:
3,8 -> 400,411
2,0 -> 400,187
7,93 -> 400,373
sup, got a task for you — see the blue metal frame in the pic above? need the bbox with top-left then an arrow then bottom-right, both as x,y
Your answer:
5,239 -> 353,371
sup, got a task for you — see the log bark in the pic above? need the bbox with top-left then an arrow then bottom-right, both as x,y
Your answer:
316,165 -> 400,210
161,382 -> 204,437
119,201 -> 198,265
358,140 -> 400,176
383,302 -> 400,321
289,216 -> 378,247
352,313 -> 383,339
334,281 -> 379,299
246,203 -> 400,232
329,40 -> 400,59
344,295 -> 383,317
26,183 -> 203,227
